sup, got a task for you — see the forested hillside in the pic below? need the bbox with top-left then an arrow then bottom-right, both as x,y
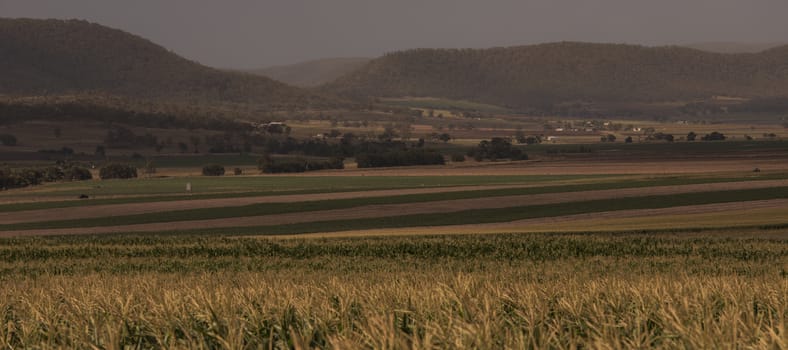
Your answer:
326,42 -> 788,111
252,58 -> 371,87
0,18 -> 345,110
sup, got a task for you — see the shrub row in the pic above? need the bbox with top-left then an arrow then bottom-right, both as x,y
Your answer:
356,149 -> 445,168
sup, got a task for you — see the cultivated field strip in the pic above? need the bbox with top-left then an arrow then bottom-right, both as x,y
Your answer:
2,180 -> 787,237
0,174 -> 604,210
2,176 -> 786,229
311,199 -> 788,239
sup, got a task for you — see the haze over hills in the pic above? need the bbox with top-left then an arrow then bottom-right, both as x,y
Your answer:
4,17 -> 788,117
251,58 -> 372,87
0,18 -> 345,110
325,42 -> 788,111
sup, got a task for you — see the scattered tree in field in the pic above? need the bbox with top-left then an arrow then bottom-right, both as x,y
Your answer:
648,133 -> 674,142
0,134 -> 17,146
99,163 -> 138,179
143,160 -> 156,177
63,166 -> 93,181
601,134 -> 616,142
524,136 -> 542,145
202,164 -> 225,176
515,129 -> 527,144
178,142 -> 189,153
234,168 -> 243,176
625,136 -> 633,143
702,131 -> 726,141
190,136 -> 201,153
438,133 -> 452,143
686,131 -> 697,141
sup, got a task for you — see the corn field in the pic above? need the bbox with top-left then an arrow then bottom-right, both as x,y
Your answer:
0,232 -> 786,349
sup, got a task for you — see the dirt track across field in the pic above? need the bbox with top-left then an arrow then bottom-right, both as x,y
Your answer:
1,179 -> 786,237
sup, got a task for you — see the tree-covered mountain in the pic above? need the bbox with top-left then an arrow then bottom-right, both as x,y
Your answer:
251,58 -> 372,87
325,42 -> 788,110
0,18 -> 345,110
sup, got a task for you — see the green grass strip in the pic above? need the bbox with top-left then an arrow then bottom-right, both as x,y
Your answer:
169,186 -> 788,236
2,174 -> 785,231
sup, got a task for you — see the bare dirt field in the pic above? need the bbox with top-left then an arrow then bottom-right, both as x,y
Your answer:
2,179 -> 786,237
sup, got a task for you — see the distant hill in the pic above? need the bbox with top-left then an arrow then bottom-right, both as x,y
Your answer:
325,42 -> 788,111
251,58 -> 372,87
683,42 -> 786,54
0,18 -> 346,110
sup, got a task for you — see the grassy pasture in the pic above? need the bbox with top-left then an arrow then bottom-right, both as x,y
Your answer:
0,231 -> 785,348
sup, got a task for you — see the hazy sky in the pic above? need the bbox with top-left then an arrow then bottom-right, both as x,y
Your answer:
2,0 -> 787,68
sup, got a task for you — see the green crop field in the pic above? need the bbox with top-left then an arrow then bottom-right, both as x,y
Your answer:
4,173 -> 788,231
0,174 -> 599,199
151,186 -> 788,237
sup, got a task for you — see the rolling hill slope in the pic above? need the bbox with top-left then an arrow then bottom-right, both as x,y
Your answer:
683,42 -> 787,54
325,42 -> 788,110
251,57 -> 371,87
0,18 -> 345,110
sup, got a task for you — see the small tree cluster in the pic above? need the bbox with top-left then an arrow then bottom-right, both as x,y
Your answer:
467,138 -> 528,161
702,132 -> 726,141
99,163 -> 138,179
202,165 -> 226,176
